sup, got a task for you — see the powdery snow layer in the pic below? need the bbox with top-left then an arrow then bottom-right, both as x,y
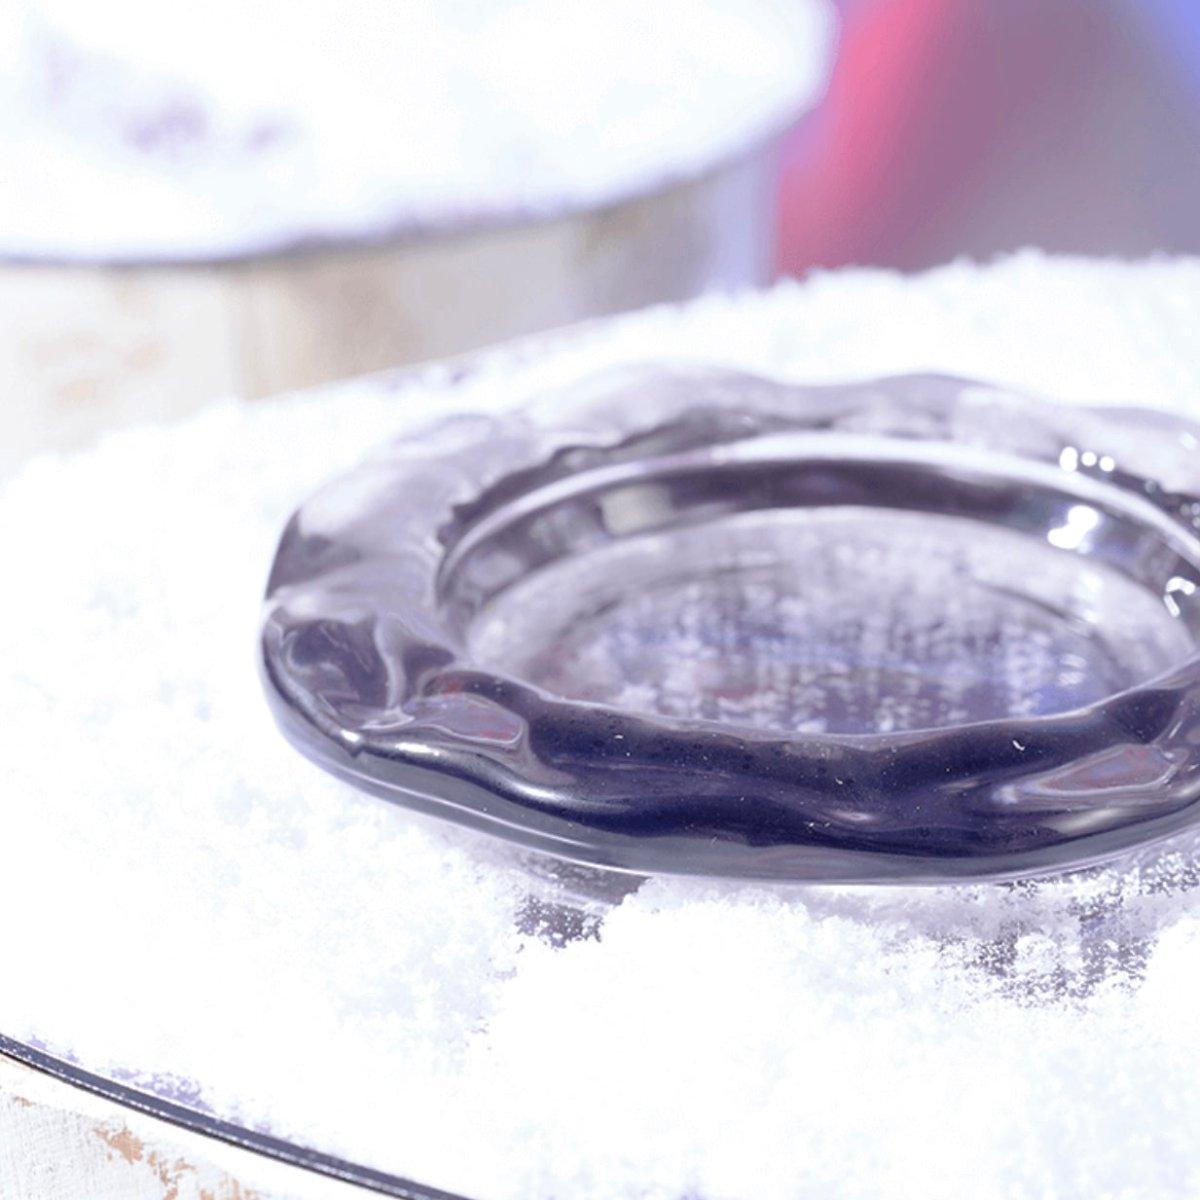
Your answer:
2,254 -> 1200,1199
0,0 -> 833,260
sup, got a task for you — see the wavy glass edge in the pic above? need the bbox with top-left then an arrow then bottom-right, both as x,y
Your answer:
260,368 -> 1200,883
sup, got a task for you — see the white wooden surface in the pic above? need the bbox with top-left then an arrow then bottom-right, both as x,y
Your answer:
0,1053 -> 380,1200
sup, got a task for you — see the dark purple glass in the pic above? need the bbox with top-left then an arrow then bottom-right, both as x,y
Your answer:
260,369 -> 1200,883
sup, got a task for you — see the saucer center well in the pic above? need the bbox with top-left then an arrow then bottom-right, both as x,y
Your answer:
468,506 -> 1194,735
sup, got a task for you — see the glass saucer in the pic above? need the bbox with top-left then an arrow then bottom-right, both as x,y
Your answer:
260,368 -> 1200,883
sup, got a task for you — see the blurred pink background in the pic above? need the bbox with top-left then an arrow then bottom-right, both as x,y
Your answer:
778,0 -> 1200,273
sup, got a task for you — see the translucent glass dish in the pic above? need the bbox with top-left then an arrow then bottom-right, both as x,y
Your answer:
261,368 -> 1200,885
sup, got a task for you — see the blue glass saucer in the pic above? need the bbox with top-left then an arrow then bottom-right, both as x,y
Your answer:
260,369 -> 1200,883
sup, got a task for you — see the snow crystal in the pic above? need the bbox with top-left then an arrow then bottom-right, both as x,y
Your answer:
2,253 -> 1200,1198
